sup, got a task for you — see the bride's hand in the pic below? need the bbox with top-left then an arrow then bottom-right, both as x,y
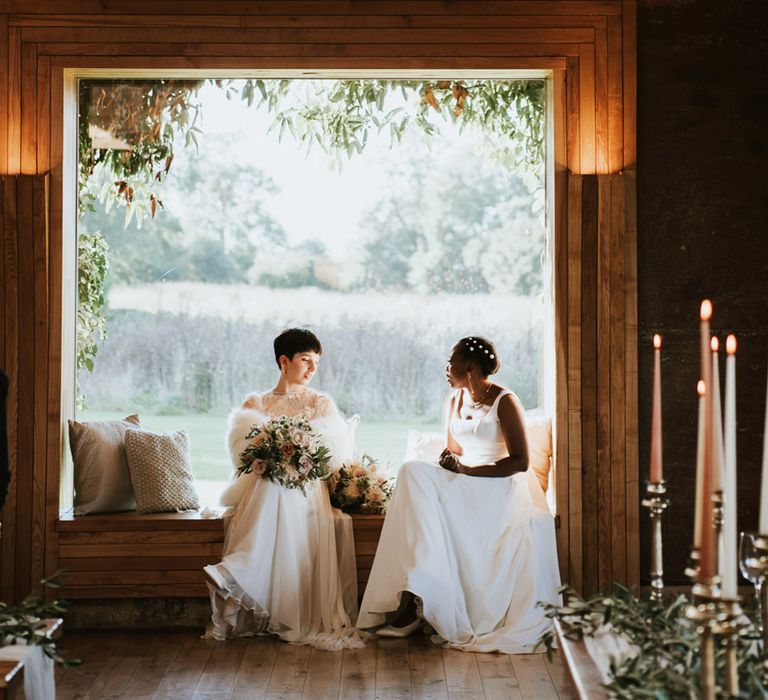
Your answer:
439,449 -> 462,473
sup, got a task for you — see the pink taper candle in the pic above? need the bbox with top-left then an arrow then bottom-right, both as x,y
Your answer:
694,380 -> 706,548
699,301 -> 715,578
650,334 -> 663,483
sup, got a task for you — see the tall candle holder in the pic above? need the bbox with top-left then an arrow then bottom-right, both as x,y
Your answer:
686,577 -> 724,700
642,480 -> 669,602
713,596 -> 745,699
749,534 -> 768,686
685,547 -> 700,580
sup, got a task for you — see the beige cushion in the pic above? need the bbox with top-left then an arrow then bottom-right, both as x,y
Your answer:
69,414 -> 140,515
124,429 -> 200,514
525,410 -> 553,492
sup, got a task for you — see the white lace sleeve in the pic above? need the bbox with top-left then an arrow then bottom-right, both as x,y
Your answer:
313,392 -> 340,419
241,392 -> 262,411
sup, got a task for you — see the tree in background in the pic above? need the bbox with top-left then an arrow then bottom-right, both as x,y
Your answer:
358,140 -> 545,296
76,78 -> 546,389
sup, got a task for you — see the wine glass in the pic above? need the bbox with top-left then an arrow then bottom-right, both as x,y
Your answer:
739,531 -> 765,634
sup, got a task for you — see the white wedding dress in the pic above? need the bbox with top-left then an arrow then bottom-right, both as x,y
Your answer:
357,388 -> 561,653
203,389 -> 363,650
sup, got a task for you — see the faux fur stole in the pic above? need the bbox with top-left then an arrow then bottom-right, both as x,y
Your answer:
220,403 -> 355,508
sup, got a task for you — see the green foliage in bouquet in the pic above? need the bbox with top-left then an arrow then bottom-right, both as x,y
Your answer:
538,583 -> 768,699
329,454 -> 393,514
0,573 -> 80,667
237,416 -> 331,494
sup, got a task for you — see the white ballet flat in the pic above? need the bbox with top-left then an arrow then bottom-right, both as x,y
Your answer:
376,618 -> 421,638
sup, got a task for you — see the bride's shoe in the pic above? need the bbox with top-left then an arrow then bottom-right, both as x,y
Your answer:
376,618 -> 421,638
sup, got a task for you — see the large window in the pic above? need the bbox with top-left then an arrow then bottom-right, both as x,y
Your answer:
76,78 -> 549,504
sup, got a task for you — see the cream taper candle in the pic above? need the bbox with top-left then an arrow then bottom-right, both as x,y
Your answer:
759,361 -> 768,534
711,337 -> 724,494
722,335 -> 737,598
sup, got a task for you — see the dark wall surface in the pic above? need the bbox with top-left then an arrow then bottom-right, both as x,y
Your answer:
637,0 -> 768,584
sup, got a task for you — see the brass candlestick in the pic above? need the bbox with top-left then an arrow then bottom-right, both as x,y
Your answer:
642,480 -> 669,602
686,577 -> 724,700
713,596 -> 745,699
750,534 -> 768,686
685,546 -> 700,580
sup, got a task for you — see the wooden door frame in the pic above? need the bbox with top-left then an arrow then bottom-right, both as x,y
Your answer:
0,2 -> 638,600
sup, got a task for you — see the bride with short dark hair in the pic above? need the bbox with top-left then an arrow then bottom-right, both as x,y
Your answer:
357,336 -> 561,653
203,328 -> 362,650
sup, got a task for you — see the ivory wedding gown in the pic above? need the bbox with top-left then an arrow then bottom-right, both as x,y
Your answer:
203,390 -> 363,650
357,388 -> 561,653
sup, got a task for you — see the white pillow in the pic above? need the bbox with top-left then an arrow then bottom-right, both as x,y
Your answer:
401,412 -> 552,492
403,430 -> 444,463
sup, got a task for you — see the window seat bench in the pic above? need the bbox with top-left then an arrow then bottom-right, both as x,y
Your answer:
56,510 -> 384,600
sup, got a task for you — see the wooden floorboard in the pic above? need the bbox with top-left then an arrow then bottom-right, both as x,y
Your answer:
52,630 -> 573,699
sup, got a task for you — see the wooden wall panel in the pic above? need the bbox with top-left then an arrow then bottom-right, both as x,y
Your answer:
580,175 -> 599,594
1,177 -> 18,601
0,14 -> 8,173
566,174 -> 583,593
0,0 -> 637,600
609,174 -> 627,585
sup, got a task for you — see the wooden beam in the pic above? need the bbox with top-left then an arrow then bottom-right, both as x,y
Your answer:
49,55 -> 569,70
21,26 -> 597,44
553,67 -> 570,584
567,173 -> 584,593
624,166 -> 639,585
596,175 -> 612,590
0,14 -> 8,173
0,177 -> 18,602
10,13 -> 611,29
31,175 -> 48,587
580,175 -> 598,594
39,42 -> 582,58
609,173 -> 626,584
13,175 -> 34,598
7,26 -> 20,173
0,2 -> 625,16
622,0 -> 636,167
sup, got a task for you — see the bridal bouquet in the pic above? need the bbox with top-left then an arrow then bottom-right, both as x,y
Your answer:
237,416 -> 331,493
329,454 -> 393,514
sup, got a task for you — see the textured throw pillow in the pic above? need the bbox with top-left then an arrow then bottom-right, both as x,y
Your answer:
525,410 -> 553,492
69,414 -> 140,515
124,429 -> 200,514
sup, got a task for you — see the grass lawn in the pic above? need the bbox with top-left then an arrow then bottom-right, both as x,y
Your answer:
80,409 -> 440,482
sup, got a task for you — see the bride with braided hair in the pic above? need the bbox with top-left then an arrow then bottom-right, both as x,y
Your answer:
357,335 -> 561,653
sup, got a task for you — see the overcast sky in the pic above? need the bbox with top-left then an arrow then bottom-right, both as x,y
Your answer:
167,80 -> 489,258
